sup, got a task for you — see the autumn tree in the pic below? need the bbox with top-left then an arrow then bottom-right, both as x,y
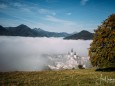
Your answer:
89,14 -> 115,68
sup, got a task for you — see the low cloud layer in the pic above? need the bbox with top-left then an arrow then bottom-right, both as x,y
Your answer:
0,36 -> 92,72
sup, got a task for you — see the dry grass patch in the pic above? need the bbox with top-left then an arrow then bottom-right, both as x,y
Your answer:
0,69 -> 115,86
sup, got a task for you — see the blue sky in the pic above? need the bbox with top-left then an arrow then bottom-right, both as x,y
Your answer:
0,0 -> 115,33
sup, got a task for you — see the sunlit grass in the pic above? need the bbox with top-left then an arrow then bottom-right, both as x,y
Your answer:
0,69 -> 115,86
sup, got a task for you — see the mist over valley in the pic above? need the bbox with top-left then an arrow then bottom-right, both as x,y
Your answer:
0,36 -> 92,72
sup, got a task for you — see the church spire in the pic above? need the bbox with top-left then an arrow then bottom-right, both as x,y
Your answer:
74,52 -> 76,55
71,48 -> 73,52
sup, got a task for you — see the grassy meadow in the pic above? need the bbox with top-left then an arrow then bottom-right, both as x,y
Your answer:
0,69 -> 115,86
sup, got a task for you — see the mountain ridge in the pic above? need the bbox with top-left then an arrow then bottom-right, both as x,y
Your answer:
0,24 -> 93,39
0,24 -> 70,37
64,30 -> 93,40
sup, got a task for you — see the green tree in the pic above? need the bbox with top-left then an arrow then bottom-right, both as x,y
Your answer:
89,14 -> 115,68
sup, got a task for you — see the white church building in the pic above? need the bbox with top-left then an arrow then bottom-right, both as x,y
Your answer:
48,49 -> 90,70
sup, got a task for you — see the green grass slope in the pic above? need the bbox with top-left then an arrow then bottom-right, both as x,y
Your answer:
0,69 -> 115,86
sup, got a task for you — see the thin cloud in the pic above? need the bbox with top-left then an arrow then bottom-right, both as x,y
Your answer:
45,15 -> 76,26
45,0 -> 58,3
0,3 -> 8,9
81,0 -> 89,5
21,8 -> 32,13
42,15 -> 82,32
66,12 -> 72,16
0,9 -> 35,24
39,8 -> 56,16
13,2 -> 23,7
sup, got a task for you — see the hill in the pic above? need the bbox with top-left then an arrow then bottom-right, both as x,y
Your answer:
0,24 -> 70,37
33,28 -> 70,37
0,69 -> 114,86
64,30 -> 93,40
0,25 -> 9,35
6,24 -> 39,37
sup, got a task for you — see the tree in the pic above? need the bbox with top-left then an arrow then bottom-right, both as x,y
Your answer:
89,14 -> 115,68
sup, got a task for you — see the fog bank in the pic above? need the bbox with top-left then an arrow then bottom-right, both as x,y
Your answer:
0,36 -> 92,72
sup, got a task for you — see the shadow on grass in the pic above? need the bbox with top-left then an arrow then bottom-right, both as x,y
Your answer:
96,67 -> 115,72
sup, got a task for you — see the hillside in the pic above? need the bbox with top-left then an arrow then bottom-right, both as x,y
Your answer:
0,25 -> 9,35
6,24 -> 39,37
64,30 -> 93,40
0,69 -> 115,86
0,24 -> 70,37
0,24 -> 94,39
33,28 -> 70,37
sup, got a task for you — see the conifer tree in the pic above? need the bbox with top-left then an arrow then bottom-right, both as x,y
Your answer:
89,14 -> 115,68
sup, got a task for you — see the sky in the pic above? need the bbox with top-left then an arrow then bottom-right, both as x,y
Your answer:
0,0 -> 115,33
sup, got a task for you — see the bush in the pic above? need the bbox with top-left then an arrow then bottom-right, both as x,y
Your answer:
78,65 -> 85,69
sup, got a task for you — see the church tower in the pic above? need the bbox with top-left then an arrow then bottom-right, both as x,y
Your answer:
74,52 -> 77,59
70,48 -> 74,56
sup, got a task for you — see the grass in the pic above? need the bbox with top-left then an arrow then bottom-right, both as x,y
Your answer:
0,69 -> 115,86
